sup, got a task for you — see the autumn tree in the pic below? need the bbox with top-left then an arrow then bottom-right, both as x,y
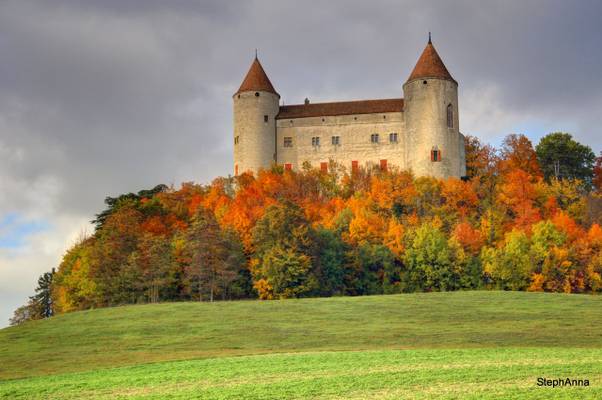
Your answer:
499,134 -> 542,177
89,205 -> 143,306
251,200 -> 318,298
498,169 -> 541,230
184,208 -> 242,302
126,233 -> 174,303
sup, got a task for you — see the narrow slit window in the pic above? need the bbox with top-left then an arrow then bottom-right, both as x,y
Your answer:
447,104 -> 453,128
264,115 -> 269,123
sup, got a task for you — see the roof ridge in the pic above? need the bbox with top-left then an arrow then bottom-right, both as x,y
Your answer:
277,98 -> 404,119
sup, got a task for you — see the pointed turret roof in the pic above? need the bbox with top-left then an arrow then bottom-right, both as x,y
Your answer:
406,36 -> 456,84
235,56 -> 279,97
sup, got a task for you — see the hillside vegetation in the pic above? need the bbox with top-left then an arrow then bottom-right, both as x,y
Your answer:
2,291 -> 602,383
11,133 -> 601,327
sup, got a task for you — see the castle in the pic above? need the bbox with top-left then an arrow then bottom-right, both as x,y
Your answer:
233,36 -> 466,179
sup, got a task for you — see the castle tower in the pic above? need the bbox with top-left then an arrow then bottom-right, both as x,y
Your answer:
403,35 -> 463,178
233,55 -> 280,175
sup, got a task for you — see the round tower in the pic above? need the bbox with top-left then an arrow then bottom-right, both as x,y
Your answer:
403,35 -> 463,179
233,56 -> 280,176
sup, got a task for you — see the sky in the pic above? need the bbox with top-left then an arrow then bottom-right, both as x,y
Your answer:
1,0 -> 602,327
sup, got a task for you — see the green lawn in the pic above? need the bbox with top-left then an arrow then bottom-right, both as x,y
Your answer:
1,291 -> 601,399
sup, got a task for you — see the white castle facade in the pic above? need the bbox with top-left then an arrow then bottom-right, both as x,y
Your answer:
233,37 -> 466,179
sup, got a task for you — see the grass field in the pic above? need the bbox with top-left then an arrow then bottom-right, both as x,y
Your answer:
1,291 -> 601,398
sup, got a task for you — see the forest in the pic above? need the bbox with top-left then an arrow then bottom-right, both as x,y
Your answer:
11,132 -> 602,323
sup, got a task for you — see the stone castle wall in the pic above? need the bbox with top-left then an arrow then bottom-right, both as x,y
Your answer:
233,90 -> 279,174
403,77 -> 461,178
276,111 -> 405,171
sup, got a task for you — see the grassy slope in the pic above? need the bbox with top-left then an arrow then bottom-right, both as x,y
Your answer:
1,291 -> 602,398
2,348 -> 601,399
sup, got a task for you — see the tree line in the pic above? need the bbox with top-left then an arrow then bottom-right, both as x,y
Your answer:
11,132 -> 602,324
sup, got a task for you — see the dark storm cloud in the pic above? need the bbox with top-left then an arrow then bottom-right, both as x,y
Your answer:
1,0 -> 602,325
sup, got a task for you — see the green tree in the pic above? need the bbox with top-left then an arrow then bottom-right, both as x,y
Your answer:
29,269 -> 55,318
10,269 -> 55,325
403,223 -> 457,291
347,244 -> 397,295
315,228 -> 349,296
536,132 -> 595,187
482,229 -> 531,290
262,245 -> 315,298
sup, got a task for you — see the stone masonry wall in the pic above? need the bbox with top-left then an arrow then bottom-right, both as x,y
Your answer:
276,111 -> 405,172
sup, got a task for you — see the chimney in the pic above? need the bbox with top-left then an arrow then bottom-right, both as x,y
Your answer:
304,98 -> 310,105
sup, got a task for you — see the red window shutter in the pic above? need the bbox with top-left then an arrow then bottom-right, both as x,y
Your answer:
352,160 -> 359,173
380,159 -> 387,171
430,150 -> 434,162
439,150 -> 442,161
320,162 -> 328,173
235,164 -> 238,176
284,163 -> 292,171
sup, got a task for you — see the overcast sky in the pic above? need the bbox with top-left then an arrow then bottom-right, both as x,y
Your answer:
1,0 -> 602,327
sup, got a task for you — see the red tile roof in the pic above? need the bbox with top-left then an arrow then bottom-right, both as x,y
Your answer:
407,41 -> 456,84
276,98 -> 404,119
235,57 -> 279,97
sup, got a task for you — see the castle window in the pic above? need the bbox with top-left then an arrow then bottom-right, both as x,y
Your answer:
370,133 -> 379,143
284,137 -> 293,147
312,136 -> 320,147
234,136 -> 240,145
331,136 -> 340,145
264,115 -> 269,123
320,162 -> 328,173
380,159 -> 388,171
431,147 -> 442,162
235,164 -> 239,176
447,104 -> 453,128
352,160 -> 359,173
423,80 -> 427,85
284,163 -> 292,171
389,133 -> 398,143
255,92 -> 260,97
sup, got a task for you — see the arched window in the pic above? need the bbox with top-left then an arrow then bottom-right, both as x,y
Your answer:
447,104 -> 453,128
431,146 -> 442,162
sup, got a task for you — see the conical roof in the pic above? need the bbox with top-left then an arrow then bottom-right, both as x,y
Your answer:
235,56 -> 279,97
406,39 -> 456,84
